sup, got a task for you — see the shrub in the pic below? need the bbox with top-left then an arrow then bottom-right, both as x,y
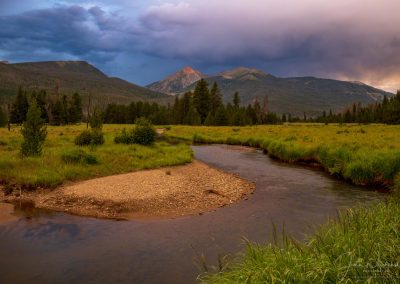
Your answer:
75,130 -> 104,146
133,118 -> 156,145
91,130 -> 105,146
61,149 -> 99,165
114,129 -> 134,144
114,118 -> 156,145
89,107 -> 103,130
75,130 -> 92,146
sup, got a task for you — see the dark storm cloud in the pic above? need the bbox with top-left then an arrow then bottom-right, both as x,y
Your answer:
0,0 -> 399,91
136,0 -> 400,90
0,4 -> 130,63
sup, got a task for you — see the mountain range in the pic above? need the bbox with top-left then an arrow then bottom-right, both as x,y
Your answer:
148,67 -> 393,116
0,60 -> 393,116
0,61 -> 169,104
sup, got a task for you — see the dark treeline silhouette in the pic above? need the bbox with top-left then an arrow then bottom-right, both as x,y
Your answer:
314,90 -> 400,124
9,87 -> 83,125
3,85 -> 399,127
104,79 -> 281,125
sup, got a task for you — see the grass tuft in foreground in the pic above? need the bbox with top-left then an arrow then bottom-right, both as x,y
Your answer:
200,197 -> 400,283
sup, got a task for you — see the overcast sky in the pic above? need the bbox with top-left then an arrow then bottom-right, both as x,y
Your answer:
0,0 -> 399,92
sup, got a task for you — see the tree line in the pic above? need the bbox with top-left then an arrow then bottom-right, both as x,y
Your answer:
314,91 -> 400,124
1,84 -> 399,128
0,87 -> 83,127
103,79 -> 281,125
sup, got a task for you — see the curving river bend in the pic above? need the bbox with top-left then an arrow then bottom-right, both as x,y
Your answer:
0,145 -> 384,283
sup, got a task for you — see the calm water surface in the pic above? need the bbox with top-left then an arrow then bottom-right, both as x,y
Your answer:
0,145 -> 384,284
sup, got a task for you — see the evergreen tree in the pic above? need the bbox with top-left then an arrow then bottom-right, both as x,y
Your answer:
253,100 -> 264,124
181,92 -> 192,123
69,92 -> 83,123
193,79 -> 210,123
233,92 -> 240,109
246,104 -> 257,125
61,95 -> 69,125
10,87 -> 29,124
127,102 -> 137,124
50,99 -> 63,125
172,96 -> 181,124
214,105 -> 229,126
210,82 -> 222,114
33,90 -> 49,122
184,105 -> 201,125
204,112 -> 215,126
20,99 -> 47,157
0,106 -> 6,127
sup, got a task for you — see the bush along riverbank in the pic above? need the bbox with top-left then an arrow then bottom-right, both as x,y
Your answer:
166,125 -> 400,188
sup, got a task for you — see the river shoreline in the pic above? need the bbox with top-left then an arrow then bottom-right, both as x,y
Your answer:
1,160 -> 255,220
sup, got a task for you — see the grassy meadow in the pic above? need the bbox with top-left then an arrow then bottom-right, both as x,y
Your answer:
166,124 -> 400,188
1,123 -> 399,282
0,124 -> 193,189
164,124 -> 400,283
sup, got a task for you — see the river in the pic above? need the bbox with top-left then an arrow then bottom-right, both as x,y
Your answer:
0,145 -> 384,283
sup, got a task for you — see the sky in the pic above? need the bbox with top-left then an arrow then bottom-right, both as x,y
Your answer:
0,0 -> 399,92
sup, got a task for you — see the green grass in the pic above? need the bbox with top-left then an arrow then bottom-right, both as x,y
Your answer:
0,124 -> 193,188
200,198 -> 400,283
167,124 -> 400,186
164,124 -> 400,283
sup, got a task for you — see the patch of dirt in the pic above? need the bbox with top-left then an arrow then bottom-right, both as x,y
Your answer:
1,161 -> 255,220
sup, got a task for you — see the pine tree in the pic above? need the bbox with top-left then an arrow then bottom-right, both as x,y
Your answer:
204,112 -> 215,126
69,92 -> 83,123
61,95 -> 69,125
31,90 -> 49,122
50,99 -> 63,125
172,96 -> 181,124
0,106 -> 6,127
246,104 -> 257,125
20,99 -> 47,157
253,100 -> 264,124
193,79 -> 210,123
233,92 -> 240,109
185,105 -> 201,125
214,105 -> 229,126
10,87 -> 29,124
210,82 -> 222,114
181,92 -> 192,123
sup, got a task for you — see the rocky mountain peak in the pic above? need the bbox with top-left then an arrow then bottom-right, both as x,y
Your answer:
147,66 -> 205,95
